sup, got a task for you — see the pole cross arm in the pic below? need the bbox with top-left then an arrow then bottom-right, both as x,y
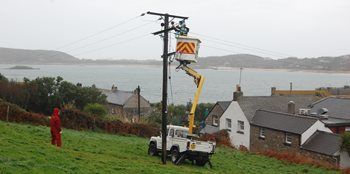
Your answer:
147,11 -> 189,19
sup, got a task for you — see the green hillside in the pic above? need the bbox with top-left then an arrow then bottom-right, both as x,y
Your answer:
0,121 -> 338,174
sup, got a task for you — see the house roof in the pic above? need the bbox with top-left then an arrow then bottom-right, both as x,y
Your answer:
199,125 -> 219,134
301,131 -> 340,156
251,109 -> 318,134
217,101 -> 231,112
238,95 -> 320,122
101,89 -> 134,106
310,97 -> 350,120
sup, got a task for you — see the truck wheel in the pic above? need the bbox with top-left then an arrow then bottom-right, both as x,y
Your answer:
171,148 -> 180,164
148,143 -> 158,156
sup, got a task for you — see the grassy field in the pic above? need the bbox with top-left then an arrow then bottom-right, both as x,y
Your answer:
0,121 -> 339,174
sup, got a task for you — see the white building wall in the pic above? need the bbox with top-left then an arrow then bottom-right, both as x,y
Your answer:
301,120 -> 331,144
219,101 -> 250,149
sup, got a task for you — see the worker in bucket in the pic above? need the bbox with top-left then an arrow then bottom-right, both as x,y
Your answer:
50,107 -> 62,147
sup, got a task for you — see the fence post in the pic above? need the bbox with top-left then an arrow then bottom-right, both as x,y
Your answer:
6,105 -> 9,122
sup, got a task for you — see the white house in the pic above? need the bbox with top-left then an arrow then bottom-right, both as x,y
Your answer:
202,87 -> 321,150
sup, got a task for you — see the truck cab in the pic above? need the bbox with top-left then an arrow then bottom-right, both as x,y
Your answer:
148,125 -> 216,166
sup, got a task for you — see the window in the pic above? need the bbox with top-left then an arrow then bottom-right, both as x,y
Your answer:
259,128 -> 265,139
212,115 -> 219,126
285,133 -> 292,145
346,127 -> 350,132
237,121 -> 244,134
175,130 -> 188,138
169,129 -> 174,137
226,118 -> 232,131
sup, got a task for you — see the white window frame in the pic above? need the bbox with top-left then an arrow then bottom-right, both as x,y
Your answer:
259,128 -> 265,139
237,120 -> 244,133
212,115 -> 219,126
285,132 -> 292,144
226,118 -> 232,131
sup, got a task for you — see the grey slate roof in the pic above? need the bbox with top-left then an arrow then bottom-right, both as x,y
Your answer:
310,97 -> 350,120
200,125 -> 219,134
251,109 -> 318,134
217,101 -> 231,112
238,95 -> 320,122
301,131 -> 340,156
101,90 -> 134,106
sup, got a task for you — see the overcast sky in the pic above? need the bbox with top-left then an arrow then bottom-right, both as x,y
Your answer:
1,0 -> 349,60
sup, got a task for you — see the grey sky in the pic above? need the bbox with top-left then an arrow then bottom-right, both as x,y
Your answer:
1,0 -> 349,60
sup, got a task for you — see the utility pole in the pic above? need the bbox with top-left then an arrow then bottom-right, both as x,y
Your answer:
6,105 -> 9,122
137,85 -> 141,121
147,11 -> 188,164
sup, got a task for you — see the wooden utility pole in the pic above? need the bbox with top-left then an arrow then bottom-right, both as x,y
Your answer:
147,11 -> 188,164
6,105 -> 9,122
137,85 -> 141,121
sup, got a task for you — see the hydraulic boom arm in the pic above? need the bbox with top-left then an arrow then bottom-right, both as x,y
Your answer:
179,64 -> 205,134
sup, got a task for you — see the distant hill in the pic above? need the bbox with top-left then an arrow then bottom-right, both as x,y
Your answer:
195,54 -> 350,71
0,47 -> 80,64
1,47 -> 350,71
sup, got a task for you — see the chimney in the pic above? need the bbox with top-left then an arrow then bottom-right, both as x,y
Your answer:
287,101 -> 295,114
271,87 -> 276,96
111,84 -> 118,92
233,85 -> 243,101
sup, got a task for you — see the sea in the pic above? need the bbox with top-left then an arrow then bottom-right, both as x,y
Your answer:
1,64 -> 349,104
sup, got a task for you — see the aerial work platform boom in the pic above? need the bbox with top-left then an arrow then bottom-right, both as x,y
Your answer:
177,64 -> 205,134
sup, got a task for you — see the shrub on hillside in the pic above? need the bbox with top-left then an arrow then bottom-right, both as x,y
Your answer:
83,103 -> 107,118
260,150 -> 338,170
0,100 -> 48,126
61,109 -> 159,138
200,130 -> 232,147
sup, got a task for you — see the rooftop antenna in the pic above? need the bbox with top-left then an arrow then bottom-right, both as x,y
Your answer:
239,67 -> 243,86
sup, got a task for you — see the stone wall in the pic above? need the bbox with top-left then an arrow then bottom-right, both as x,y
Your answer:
205,104 -> 224,127
300,149 -> 339,165
250,125 -> 339,166
250,125 -> 300,153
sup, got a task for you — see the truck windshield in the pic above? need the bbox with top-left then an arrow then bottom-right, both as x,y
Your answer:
175,130 -> 188,138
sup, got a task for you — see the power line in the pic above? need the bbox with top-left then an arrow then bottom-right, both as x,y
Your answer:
65,20 -> 158,54
72,33 -> 151,57
54,14 -> 145,51
201,44 -> 241,54
192,32 -> 294,58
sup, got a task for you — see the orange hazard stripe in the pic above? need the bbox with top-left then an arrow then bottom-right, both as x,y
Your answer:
176,42 -> 196,54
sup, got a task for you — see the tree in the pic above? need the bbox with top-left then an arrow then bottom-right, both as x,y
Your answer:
83,103 -> 107,118
0,73 -> 8,82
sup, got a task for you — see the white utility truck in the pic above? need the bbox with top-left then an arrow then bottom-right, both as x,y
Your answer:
148,125 -> 216,166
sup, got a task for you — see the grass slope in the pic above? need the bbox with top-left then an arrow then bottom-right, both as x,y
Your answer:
0,121 -> 338,174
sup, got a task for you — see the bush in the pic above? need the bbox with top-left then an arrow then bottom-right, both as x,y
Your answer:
0,100 -> 48,126
60,109 -> 159,138
83,103 -> 107,118
341,132 -> 350,156
199,130 -> 232,148
259,150 -> 338,170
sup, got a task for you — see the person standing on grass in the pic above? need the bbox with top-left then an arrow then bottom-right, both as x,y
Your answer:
50,107 -> 62,147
